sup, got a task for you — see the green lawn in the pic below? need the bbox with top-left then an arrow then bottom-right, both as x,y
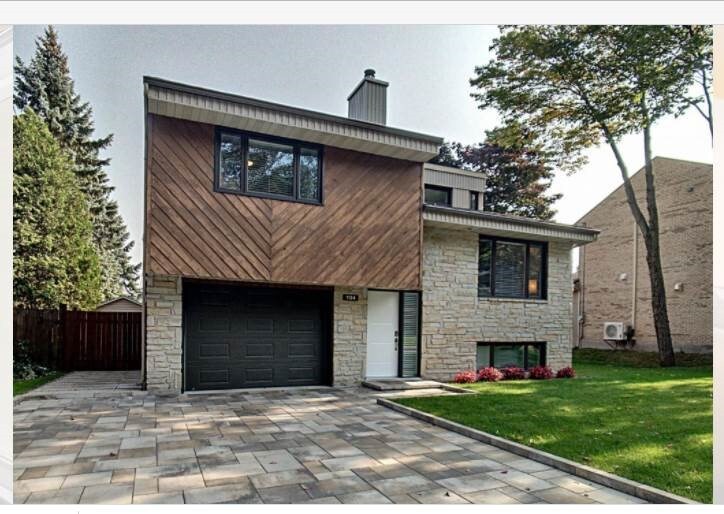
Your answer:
396,349 -> 712,503
13,371 -> 64,396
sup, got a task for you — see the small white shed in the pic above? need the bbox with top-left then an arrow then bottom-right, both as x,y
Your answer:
95,297 -> 143,313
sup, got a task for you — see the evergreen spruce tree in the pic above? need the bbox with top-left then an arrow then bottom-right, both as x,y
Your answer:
14,110 -> 103,310
14,26 -> 140,299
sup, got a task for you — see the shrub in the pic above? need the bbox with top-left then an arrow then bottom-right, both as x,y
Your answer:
556,366 -> 576,378
13,339 -> 49,380
501,366 -> 526,380
528,365 -> 554,380
453,370 -> 477,384
477,366 -> 504,382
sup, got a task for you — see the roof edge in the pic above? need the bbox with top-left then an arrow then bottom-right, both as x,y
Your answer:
424,204 -> 600,237
143,76 -> 443,145
574,157 -> 713,225
95,296 -> 143,308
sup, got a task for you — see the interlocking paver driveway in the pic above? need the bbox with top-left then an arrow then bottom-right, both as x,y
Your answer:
14,374 -> 646,504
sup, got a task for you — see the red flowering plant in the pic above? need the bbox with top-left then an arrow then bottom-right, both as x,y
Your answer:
501,366 -> 526,380
477,366 -> 504,382
528,365 -> 554,380
556,366 -> 576,378
453,370 -> 478,384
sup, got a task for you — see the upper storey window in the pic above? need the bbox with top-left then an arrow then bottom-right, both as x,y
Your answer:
215,128 -> 323,204
424,185 -> 452,206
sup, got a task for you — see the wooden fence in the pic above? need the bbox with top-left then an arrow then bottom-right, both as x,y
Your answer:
14,307 -> 142,371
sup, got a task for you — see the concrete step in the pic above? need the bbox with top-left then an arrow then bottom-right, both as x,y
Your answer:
362,379 -> 445,391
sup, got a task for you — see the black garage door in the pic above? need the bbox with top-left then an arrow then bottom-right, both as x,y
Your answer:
183,281 -> 331,391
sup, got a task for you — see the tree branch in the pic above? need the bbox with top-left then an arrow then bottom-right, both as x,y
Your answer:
700,67 -> 713,142
574,81 -> 650,237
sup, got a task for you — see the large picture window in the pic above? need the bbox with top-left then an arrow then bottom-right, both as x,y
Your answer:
215,128 -> 323,204
478,236 -> 547,299
476,342 -> 546,370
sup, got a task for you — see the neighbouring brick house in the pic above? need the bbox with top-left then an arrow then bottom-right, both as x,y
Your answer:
143,71 -> 599,393
574,157 -> 713,353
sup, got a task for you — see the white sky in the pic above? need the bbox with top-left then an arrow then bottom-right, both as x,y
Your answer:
13,25 -> 713,266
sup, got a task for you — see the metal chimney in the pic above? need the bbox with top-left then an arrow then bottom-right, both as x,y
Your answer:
347,69 -> 388,125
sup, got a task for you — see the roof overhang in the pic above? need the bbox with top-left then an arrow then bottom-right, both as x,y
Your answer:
144,76 -> 442,162
423,205 -> 599,245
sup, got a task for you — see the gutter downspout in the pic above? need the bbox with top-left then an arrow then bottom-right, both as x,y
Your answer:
577,243 -> 585,348
631,218 -> 638,335
141,82 -> 149,390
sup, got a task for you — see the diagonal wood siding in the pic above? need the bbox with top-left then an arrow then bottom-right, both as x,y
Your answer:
146,114 -> 422,290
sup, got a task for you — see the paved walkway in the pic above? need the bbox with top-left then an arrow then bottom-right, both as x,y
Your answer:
26,371 -> 142,395
14,373 -> 645,504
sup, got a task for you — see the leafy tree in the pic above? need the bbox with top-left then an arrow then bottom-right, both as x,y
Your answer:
678,26 -> 713,141
431,124 -> 561,220
14,26 -> 140,299
14,110 -> 102,310
471,25 -> 711,366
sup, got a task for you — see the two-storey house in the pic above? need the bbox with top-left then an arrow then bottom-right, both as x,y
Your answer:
143,71 -> 599,392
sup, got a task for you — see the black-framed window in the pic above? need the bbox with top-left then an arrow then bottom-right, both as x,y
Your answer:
215,128 -> 323,204
470,191 -> 479,210
424,185 -> 452,206
478,236 -> 547,299
476,342 -> 546,370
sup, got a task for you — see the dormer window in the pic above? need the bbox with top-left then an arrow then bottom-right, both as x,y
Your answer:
215,128 -> 323,204
470,191 -> 480,210
424,185 -> 452,206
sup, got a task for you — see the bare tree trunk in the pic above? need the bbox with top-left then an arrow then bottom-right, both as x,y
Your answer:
641,124 -> 676,366
600,120 -> 675,366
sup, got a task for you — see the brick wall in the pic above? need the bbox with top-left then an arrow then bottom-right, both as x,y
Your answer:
144,273 -> 183,392
577,158 -> 712,353
421,226 -> 573,381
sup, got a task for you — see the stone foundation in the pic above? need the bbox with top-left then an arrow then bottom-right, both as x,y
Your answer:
144,273 -> 183,392
332,287 -> 367,386
143,278 -> 370,391
421,227 -> 574,381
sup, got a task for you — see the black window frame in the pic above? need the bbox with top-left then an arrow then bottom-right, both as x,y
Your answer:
478,235 -> 548,300
476,342 -> 547,370
424,185 -> 452,207
214,126 -> 324,205
470,191 -> 479,210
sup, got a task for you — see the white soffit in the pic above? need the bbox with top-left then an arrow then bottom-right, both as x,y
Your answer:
423,206 -> 599,245
145,78 -> 442,162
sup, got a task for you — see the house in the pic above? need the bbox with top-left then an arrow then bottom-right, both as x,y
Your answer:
94,296 -> 143,313
142,71 -> 599,392
574,157 -> 713,353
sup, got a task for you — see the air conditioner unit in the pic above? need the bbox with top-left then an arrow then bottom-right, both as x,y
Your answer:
603,322 -> 626,341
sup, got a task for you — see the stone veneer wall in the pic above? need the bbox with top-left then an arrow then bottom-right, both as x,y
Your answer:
145,273 -> 183,392
421,227 -> 573,381
144,279 -> 368,391
332,287 -> 368,386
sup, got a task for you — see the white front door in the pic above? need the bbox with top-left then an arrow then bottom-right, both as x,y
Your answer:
366,290 -> 399,378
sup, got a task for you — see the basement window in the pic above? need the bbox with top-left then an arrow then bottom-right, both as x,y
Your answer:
215,128 -> 323,204
476,342 -> 546,370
